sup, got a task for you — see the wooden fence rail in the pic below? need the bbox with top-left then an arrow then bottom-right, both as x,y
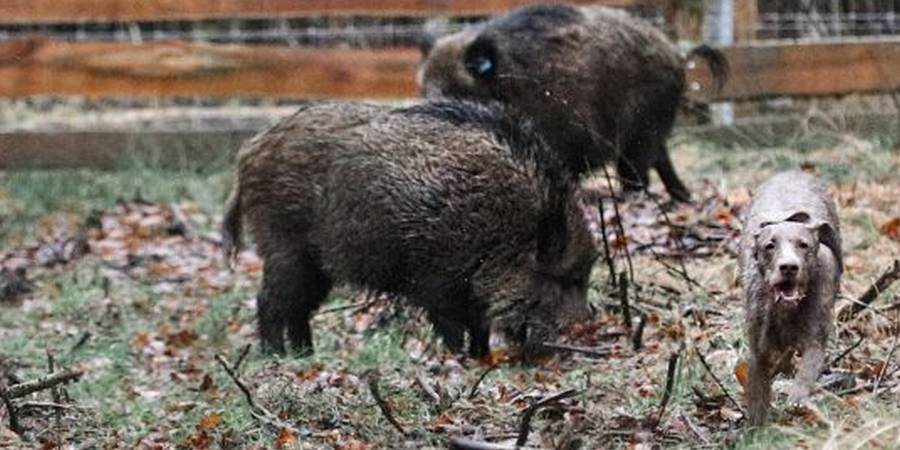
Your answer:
0,0 -> 655,24
1,37 -> 899,101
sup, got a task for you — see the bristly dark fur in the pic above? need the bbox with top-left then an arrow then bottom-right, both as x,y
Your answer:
223,99 -> 598,359
419,4 -> 731,202
396,100 -> 573,194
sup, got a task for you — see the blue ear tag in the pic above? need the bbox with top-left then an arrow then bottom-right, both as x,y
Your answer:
477,59 -> 493,74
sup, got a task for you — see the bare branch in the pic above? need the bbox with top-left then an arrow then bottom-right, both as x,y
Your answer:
468,365 -> 499,400
695,348 -> 744,413
516,389 -> 579,447
4,368 -> 83,400
542,342 -> 613,359
843,259 -> 900,320
366,369 -> 407,436
652,352 -> 680,429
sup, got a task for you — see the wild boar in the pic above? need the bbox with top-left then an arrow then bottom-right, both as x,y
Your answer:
418,4 -> 728,202
223,100 -> 598,358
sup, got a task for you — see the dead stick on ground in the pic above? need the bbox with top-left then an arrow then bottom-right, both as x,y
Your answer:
516,389 -> 579,447
873,314 -> 900,396
632,314 -> 647,351
449,436 -> 541,450
542,342 -> 613,359
366,370 -> 407,436
214,353 -> 301,435
232,344 -> 252,373
0,384 -> 20,434
653,352 -> 680,429
827,335 -> 865,368
695,348 -> 743,413
844,259 -> 900,319
4,368 -> 83,400
619,271 -> 632,327
596,196 -> 618,289
600,165 -> 634,282
468,364 -> 499,400
414,371 -> 442,406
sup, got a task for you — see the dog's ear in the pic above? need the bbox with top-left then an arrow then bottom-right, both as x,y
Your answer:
810,221 -> 842,273
750,227 -> 764,263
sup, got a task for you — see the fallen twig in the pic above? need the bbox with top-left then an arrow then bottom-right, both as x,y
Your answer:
232,344 -> 252,373
414,371 -> 443,408
69,331 -> 92,354
0,383 -> 19,434
873,317 -> 900,396
516,389 -> 579,447
3,368 -> 83,400
632,314 -> 647,351
652,352 -> 680,429
542,342 -> 613,359
214,353 -> 301,435
366,370 -> 407,436
600,165 -> 634,282
843,259 -> 900,320
827,335 -> 865,368
619,271 -> 631,328
695,349 -> 744,413
468,365 -> 499,400
595,196 -> 618,289
17,401 -> 92,411
316,298 -> 380,315
679,413 -> 710,445
449,436 -> 540,450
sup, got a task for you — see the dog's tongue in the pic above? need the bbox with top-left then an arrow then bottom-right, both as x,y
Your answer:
775,284 -> 802,305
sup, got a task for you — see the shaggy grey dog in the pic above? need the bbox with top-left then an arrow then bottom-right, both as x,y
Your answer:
739,170 -> 842,426
222,100 -> 597,358
418,4 -> 728,202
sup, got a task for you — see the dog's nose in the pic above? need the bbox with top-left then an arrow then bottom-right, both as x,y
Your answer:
779,263 -> 799,277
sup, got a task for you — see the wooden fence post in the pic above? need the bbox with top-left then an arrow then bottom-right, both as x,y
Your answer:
734,0 -> 758,42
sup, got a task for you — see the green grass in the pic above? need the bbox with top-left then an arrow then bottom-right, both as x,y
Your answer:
1,126 -> 899,448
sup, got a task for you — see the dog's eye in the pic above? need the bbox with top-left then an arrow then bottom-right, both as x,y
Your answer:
764,242 -> 776,251
798,241 -> 810,250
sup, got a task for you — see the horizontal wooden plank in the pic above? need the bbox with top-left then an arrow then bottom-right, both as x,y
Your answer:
689,37 -> 900,100
0,0 -> 654,24
0,38 -> 421,98
2,37 -> 899,101
4,110 -> 896,169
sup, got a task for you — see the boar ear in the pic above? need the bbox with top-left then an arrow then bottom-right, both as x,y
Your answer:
463,36 -> 497,78
419,17 -> 449,56
810,221 -> 842,273
418,35 -> 437,56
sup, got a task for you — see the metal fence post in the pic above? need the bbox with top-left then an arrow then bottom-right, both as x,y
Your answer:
704,0 -> 735,125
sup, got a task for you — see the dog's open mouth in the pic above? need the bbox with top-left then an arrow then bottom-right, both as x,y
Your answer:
773,282 -> 804,306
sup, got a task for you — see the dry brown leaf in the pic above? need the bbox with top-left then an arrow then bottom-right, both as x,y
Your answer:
734,359 -> 748,390
197,412 -> 223,430
880,218 -> 900,241
480,349 -> 510,366
275,429 -> 297,449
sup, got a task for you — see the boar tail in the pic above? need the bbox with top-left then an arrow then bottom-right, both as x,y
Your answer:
687,44 -> 729,93
221,176 -> 243,270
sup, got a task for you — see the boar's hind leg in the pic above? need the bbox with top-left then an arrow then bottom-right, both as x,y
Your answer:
258,249 -> 330,356
285,251 -> 332,356
654,147 -> 691,203
616,154 -> 651,196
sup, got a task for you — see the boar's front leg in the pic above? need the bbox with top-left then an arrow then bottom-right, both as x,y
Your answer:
467,304 -> 490,359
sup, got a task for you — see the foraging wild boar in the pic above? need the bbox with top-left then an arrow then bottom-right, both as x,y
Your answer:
418,4 -> 729,202
222,100 -> 598,358
739,171 -> 842,426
